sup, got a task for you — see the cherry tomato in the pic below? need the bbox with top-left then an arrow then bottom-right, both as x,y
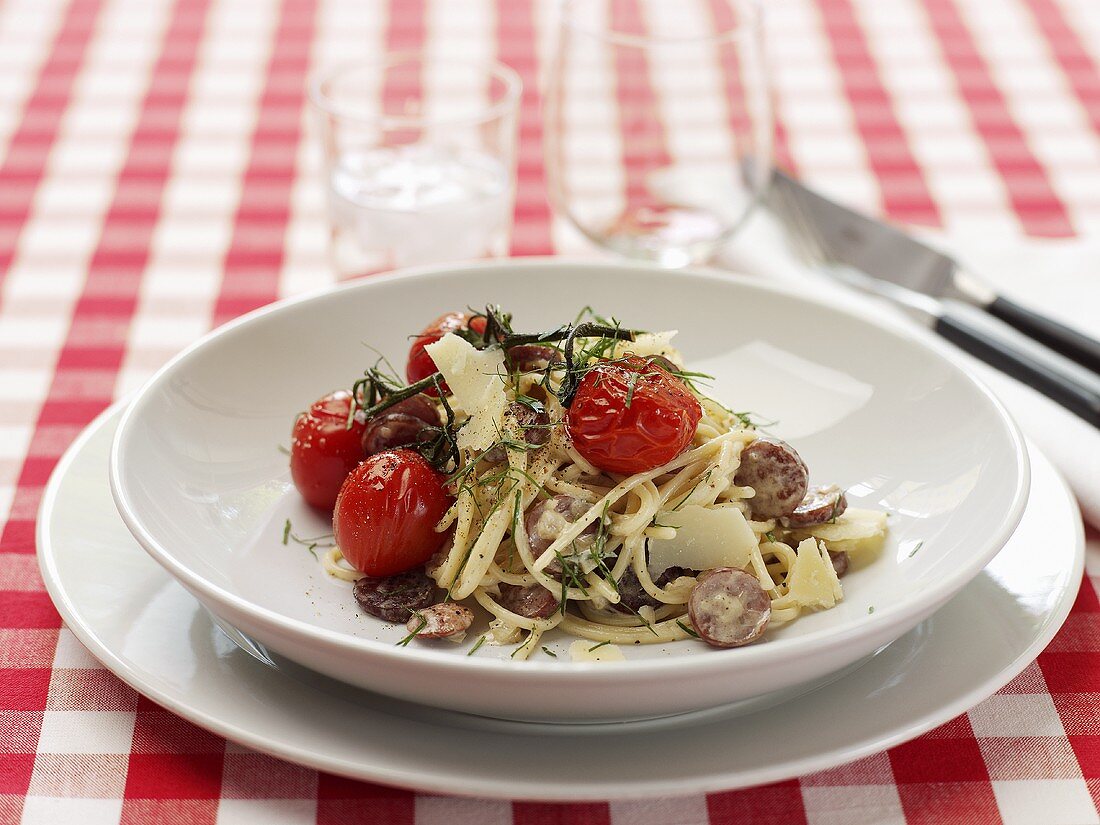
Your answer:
290,390 -> 366,510
333,449 -> 454,577
565,356 -> 702,475
406,311 -> 488,396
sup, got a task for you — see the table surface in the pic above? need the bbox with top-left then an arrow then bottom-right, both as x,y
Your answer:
3,0 -> 1100,823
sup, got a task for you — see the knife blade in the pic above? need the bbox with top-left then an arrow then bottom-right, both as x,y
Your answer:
768,168 -> 1100,374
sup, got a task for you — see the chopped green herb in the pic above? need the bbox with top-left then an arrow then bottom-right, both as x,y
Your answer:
765,531 -> 777,543
587,640 -> 612,652
396,615 -> 427,647
676,620 -> 700,639
510,633 -> 535,659
277,444 -> 291,456
541,646 -> 557,658
467,635 -> 487,656
907,541 -> 923,558
282,519 -> 291,545
624,369 -> 640,409
868,606 -> 875,615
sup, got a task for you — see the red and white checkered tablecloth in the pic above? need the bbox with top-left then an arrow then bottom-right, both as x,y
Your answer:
3,0 -> 1100,822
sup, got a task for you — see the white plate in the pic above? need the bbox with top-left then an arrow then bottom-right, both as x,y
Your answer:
109,259 -> 1029,721
43,406 -> 1081,799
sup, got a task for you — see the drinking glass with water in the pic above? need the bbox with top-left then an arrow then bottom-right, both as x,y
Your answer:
310,57 -> 521,277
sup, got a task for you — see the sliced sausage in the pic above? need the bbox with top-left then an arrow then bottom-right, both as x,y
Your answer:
353,570 -> 436,622
406,602 -> 474,639
362,395 -> 440,455
524,494 -> 599,556
829,550 -> 849,578
483,402 -> 554,463
613,566 -> 696,613
687,568 -> 771,648
506,344 -> 562,374
780,484 -> 847,528
498,582 -> 560,619
733,437 -> 809,519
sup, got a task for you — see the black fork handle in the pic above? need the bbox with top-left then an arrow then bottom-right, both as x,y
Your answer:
936,312 -> 1100,428
988,296 -> 1100,375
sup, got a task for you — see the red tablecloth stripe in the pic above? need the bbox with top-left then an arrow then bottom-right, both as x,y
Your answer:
211,0 -> 318,327
1022,0 -> 1100,139
0,0 -> 1097,822
497,0 -> 553,257
814,0 -> 945,227
0,0 -> 104,295
923,0 -> 1074,237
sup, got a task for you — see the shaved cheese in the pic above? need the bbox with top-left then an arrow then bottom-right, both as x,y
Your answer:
569,640 -> 626,662
612,330 -> 684,368
786,538 -> 843,610
787,508 -> 888,544
646,505 -> 756,578
425,333 -> 509,452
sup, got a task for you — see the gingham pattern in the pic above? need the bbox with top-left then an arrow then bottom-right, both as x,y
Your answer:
2,0 -> 1100,822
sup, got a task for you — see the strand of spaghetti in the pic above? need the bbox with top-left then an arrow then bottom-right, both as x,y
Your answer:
769,605 -> 801,625
578,600 -> 688,627
530,429 -> 746,572
509,626 -> 546,661
509,491 -> 620,602
561,613 -> 694,644
432,482 -> 483,588
630,540 -> 692,605
322,548 -> 360,582
452,480 -> 526,598
543,473 -> 605,502
749,543 -> 779,593
610,532 -> 643,582
473,588 -> 564,632
609,480 -> 661,537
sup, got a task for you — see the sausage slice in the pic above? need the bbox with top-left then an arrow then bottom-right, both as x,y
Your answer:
353,570 -> 436,622
687,568 -> 771,648
733,437 -> 809,519
407,603 -> 474,639
498,582 -> 560,619
780,484 -> 847,528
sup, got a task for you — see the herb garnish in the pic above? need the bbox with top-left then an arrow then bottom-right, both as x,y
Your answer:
676,620 -> 700,639
907,541 -> 923,558
281,518 -> 332,560
587,640 -> 612,652
397,614 -> 427,646
467,635 -> 487,656
541,646 -> 557,658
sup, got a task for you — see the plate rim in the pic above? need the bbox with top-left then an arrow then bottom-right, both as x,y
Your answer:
106,257 -> 1032,677
41,403 -> 1080,799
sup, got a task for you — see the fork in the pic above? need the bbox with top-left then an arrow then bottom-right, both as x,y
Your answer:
766,178 -> 1100,428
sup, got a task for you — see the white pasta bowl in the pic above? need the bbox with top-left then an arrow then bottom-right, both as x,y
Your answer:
110,259 -> 1029,722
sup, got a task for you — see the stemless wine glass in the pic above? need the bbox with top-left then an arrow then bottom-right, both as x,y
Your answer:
545,0 -> 771,267
310,57 -> 522,277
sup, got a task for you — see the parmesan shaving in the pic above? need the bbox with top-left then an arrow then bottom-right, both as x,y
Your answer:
611,330 -> 684,368
646,505 -> 756,579
786,538 -> 844,610
425,333 -> 509,452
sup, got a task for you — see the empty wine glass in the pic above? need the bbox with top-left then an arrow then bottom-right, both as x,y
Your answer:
545,0 -> 771,267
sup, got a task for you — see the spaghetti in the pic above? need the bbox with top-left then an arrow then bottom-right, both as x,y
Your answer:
305,308 -> 888,659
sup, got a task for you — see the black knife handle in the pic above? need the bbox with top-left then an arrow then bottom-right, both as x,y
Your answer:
936,313 -> 1100,428
987,296 -> 1100,375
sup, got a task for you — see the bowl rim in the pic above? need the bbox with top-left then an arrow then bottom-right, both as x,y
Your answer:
109,257 -> 1031,677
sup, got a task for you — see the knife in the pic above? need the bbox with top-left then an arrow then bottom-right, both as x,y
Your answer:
766,169 -> 1100,427
768,168 -> 1100,374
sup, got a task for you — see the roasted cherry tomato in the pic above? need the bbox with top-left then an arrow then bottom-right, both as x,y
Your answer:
406,311 -> 488,396
565,356 -> 702,475
290,390 -> 367,510
333,449 -> 454,577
